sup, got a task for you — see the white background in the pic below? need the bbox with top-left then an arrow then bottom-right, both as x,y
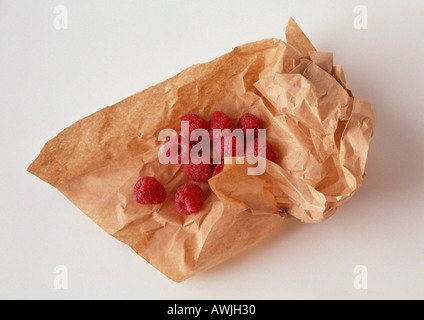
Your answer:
1,0 -> 423,300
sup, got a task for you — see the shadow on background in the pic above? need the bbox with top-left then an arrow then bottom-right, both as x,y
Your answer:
352,100 -> 424,207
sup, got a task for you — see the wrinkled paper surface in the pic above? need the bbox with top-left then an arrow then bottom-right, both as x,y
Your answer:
28,18 -> 376,282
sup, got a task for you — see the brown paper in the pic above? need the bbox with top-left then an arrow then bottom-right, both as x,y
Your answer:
28,19 -> 376,282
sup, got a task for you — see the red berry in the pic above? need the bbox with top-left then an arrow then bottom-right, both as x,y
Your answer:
212,163 -> 224,177
175,184 -> 204,215
218,135 -> 245,159
134,177 -> 167,205
209,111 -> 236,142
237,113 -> 264,137
164,135 -> 191,164
246,138 -> 277,163
181,114 -> 209,138
183,155 -> 212,182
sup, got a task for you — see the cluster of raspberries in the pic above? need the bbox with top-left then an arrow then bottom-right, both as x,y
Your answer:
134,111 -> 277,216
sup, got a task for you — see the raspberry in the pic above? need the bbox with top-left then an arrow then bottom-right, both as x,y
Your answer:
181,114 -> 209,138
183,155 -> 212,182
164,135 -> 191,164
175,184 -> 204,215
134,177 -> 167,205
246,138 -> 277,163
212,162 -> 224,177
237,113 -> 264,137
209,111 -> 236,142
217,135 -> 245,159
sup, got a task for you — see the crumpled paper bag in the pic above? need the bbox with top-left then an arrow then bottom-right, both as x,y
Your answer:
28,18 -> 376,282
